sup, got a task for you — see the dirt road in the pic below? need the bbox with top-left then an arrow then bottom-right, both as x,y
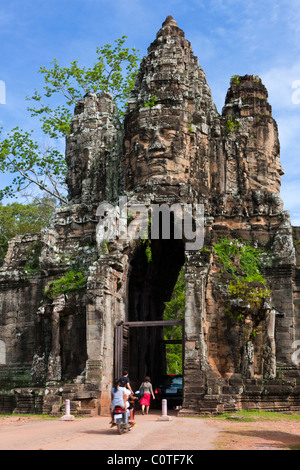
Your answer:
0,411 -> 220,451
2,411 -> 299,451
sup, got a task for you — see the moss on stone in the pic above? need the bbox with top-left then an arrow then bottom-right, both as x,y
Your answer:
44,270 -> 87,300
226,117 -> 241,133
24,240 -> 42,276
213,238 -> 271,320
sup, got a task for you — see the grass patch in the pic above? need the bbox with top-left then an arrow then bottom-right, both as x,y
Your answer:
289,444 -> 300,450
0,413 -> 58,420
209,411 -> 300,422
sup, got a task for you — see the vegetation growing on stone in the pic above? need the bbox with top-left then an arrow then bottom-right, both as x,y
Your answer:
163,267 -> 185,374
230,75 -> 240,85
213,238 -> 271,319
141,93 -> 157,108
145,243 -> 152,263
213,238 -> 266,283
228,281 -> 271,315
251,77 -> 261,83
101,240 -> 110,255
0,200 -> 54,266
137,238 -> 152,263
226,117 -> 241,133
137,216 -> 152,263
24,240 -> 42,276
44,270 -> 87,299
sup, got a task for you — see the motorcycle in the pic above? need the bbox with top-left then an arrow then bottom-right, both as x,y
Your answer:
112,406 -> 131,434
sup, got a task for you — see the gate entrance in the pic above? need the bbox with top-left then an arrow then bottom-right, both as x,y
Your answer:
125,238 -> 185,389
114,320 -> 184,390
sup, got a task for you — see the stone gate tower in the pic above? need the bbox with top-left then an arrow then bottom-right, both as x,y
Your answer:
0,16 -> 300,416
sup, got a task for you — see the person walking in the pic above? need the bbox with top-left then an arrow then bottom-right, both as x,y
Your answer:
139,376 -> 155,415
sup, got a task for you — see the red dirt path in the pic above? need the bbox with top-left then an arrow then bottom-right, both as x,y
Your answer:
0,411 -> 218,451
1,411 -> 300,451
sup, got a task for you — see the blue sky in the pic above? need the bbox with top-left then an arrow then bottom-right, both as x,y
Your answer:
0,0 -> 300,225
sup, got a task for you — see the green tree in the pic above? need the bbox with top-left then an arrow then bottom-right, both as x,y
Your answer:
0,199 -> 55,265
163,268 -> 185,374
0,129 -> 68,204
0,36 -> 140,204
27,36 -> 140,137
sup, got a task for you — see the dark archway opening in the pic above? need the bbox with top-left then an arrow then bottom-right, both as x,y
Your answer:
60,311 -> 87,380
127,238 -> 185,391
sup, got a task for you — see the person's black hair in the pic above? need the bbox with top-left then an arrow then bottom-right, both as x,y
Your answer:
113,379 -> 120,392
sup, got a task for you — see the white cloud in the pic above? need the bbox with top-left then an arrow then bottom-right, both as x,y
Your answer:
286,0 -> 300,43
262,63 -> 300,111
281,181 -> 300,226
276,114 -> 300,152
261,64 -> 300,217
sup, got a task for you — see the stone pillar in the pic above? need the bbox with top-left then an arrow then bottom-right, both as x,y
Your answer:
269,214 -> 296,366
242,341 -> 255,379
182,254 -> 211,410
85,254 -> 128,414
46,295 -> 65,384
0,340 -> 6,365
263,309 -> 277,379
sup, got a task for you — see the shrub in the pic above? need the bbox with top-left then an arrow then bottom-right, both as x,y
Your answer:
44,270 -> 87,299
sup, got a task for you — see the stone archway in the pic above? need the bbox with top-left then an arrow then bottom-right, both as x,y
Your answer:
126,239 -> 185,389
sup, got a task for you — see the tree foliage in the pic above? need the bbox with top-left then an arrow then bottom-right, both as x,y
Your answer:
0,36 -> 140,204
163,268 -> 185,374
213,238 -> 271,322
44,270 -> 87,300
0,128 -> 67,204
213,238 -> 266,284
27,36 -> 140,138
0,199 -> 55,265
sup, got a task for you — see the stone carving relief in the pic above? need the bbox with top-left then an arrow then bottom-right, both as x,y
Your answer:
0,340 -> 6,365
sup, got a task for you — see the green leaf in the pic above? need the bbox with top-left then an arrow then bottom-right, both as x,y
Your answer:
1,36 -> 140,204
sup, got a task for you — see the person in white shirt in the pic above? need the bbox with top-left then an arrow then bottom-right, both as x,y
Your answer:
123,386 -> 137,422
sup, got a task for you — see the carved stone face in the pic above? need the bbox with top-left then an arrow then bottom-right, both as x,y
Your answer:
138,126 -> 179,158
274,157 -> 284,189
125,109 -> 191,188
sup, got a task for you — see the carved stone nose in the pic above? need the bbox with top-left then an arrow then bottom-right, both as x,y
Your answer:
149,133 -> 166,151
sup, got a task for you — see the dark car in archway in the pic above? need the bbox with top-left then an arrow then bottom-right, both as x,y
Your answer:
154,375 -> 182,409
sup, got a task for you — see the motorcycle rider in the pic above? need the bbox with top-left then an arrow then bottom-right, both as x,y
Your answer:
110,379 -> 129,427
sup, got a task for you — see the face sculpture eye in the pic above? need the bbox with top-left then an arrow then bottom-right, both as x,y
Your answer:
160,129 -> 177,142
139,130 -> 151,143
